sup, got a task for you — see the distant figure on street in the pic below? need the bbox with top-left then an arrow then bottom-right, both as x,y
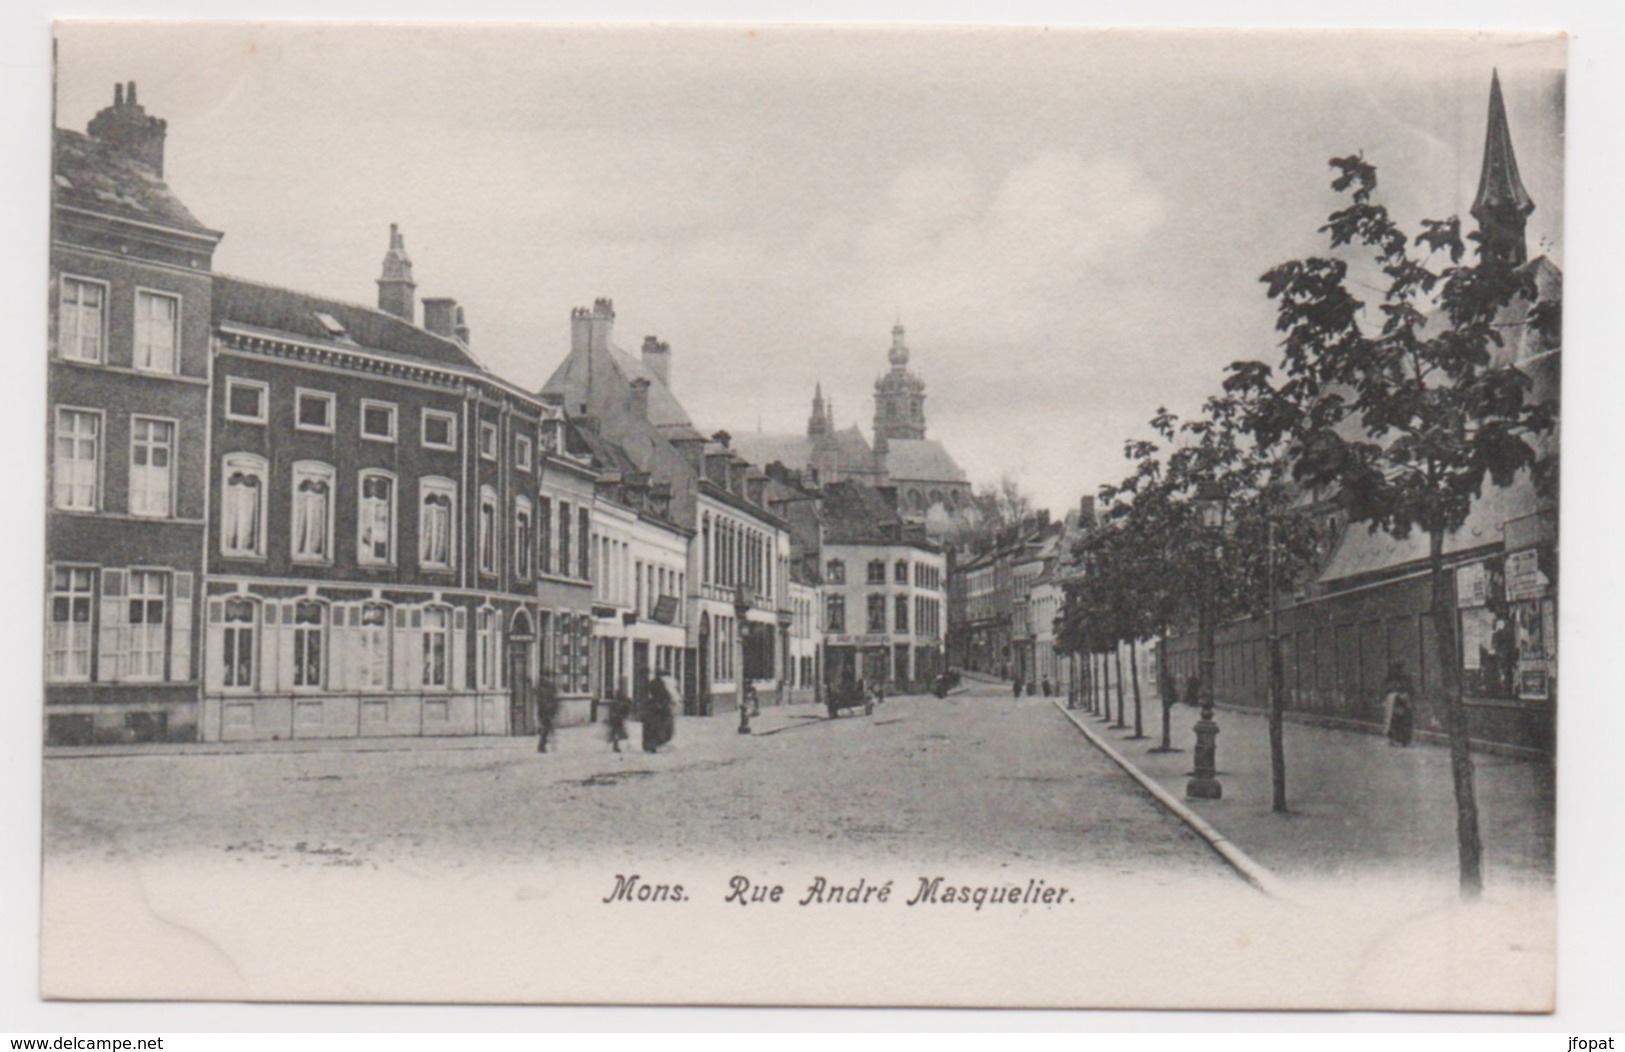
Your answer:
643,672 -> 675,753
1012,676 -> 1023,698
1382,663 -> 1415,747
1041,677 -> 1053,698
1183,674 -> 1200,708
536,673 -> 559,754
606,691 -> 631,753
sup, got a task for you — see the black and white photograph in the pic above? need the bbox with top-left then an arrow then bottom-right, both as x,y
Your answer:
32,18 -> 1576,1013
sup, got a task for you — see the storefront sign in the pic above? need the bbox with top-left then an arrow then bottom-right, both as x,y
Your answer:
830,634 -> 889,646
651,595 -> 679,625
1455,561 -> 1489,607
1506,549 -> 1549,600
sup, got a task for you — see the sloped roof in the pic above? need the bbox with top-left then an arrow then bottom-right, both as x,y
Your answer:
829,426 -> 875,466
820,480 -> 905,546
213,274 -> 484,373
1317,473 -> 1540,585
540,340 -> 694,430
730,432 -> 814,473
885,438 -> 967,483
53,128 -> 218,238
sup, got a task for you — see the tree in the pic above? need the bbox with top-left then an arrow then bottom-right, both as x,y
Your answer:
972,472 -> 1035,533
1240,153 -> 1557,898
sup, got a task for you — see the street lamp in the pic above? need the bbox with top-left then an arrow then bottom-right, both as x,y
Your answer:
735,584 -> 753,734
1187,480 -> 1226,801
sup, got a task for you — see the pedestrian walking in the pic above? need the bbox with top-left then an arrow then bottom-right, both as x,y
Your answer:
1382,662 -> 1415,747
657,673 -> 681,747
535,673 -> 559,754
1012,676 -> 1023,698
606,692 -> 631,753
1184,674 -> 1200,708
1041,677 -> 1053,698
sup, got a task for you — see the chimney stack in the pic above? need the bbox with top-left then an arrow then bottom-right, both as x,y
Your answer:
422,297 -> 457,339
1079,495 -> 1096,525
87,80 -> 169,176
454,305 -> 470,345
376,224 -> 416,322
628,377 -> 651,421
589,297 -> 615,353
641,335 -> 671,388
570,306 -> 592,354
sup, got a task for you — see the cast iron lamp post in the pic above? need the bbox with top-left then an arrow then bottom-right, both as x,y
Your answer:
735,585 -> 753,734
1186,481 -> 1227,801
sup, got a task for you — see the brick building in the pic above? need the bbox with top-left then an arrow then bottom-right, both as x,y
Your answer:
46,83 -> 223,744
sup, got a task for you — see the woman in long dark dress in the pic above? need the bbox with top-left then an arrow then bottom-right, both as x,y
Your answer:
643,673 -> 673,753
1382,663 -> 1415,747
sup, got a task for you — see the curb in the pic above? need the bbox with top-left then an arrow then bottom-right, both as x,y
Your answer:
1051,699 -> 1291,900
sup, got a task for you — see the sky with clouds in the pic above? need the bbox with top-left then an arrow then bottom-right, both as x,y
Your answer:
54,24 -> 1564,515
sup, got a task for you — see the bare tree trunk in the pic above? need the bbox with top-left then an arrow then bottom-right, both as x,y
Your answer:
1098,652 -> 1112,722
1113,645 -> 1127,728
1153,627 -> 1179,752
1268,520 -> 1288,813
1129,637 -> 1146,739
1431,530 -> 1484,898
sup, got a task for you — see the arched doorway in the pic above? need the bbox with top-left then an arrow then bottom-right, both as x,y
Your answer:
508,608 -> 536,736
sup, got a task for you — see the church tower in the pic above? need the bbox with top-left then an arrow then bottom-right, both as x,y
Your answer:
1471,70 -> 1535,270
872,322 -> 927,451
807,382 -> 830,438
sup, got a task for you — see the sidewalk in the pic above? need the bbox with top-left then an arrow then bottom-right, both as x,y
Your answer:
1063,699 -> 1554,890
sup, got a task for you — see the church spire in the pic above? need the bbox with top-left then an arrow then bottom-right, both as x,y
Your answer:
1471,69 -> 1535,269
808,382 -> 829,438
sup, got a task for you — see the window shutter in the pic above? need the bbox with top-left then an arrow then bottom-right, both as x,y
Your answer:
451,608 -> 467,691
329,605 -> 350,692
395,610 -> 414,690
260,601 -> 280,694
97,569 -> 127,682
277,602 -> 297,692
169,572 -> 193,683
204,599 -> 225,693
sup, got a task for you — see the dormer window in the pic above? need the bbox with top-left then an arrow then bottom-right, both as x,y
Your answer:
313,312 -> 347,340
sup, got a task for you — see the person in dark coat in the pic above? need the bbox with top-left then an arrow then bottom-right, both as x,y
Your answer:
1184,674 -> 1200,708
1382,663 -> 1415,747
536,673 -> 559,754
1041,677 -> 1053,698
643,673 -> 674,753
606,691 -> 631,753
1012,676 -> 1024,698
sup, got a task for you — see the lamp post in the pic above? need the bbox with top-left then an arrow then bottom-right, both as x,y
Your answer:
735,585 -> 752,734
1186,481 -> 1226,801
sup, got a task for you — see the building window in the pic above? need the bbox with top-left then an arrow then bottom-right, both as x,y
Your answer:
538,496 -> 553,574
133,290 -> 179,373
59,277 -> 106,363
895,559 -> 909,584
295,389 -> 335,433
358,471 -> 396,565
421,607 -> 450,688
222,596 -> 256,689
420,478 -> 456,571
578,506 -> 591,580
360,400 -> 397,442
225,378 -> 268,423
221,453 -> 267,557
558,501 -> 573,580
515,433 -> 533,472
356,602 -> 391,689
895,594 -> 910,634
125,570 -> 168,681
480,421 -> 498,461
290,461 -> 334,563
478,487 -> 498,575
422,409 -> 457,451
53,408 -> 100,511
292,600 -> 325,688
826,595 -> 846,634
868,594 -> 887,633
47,566 -> 95,682
867,560 -> 886,585
825,559 -> 845,584
515,496 -> 533,579
128,417 -> 174,517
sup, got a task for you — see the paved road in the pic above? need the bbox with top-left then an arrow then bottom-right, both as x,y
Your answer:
45,681 -> 1232,879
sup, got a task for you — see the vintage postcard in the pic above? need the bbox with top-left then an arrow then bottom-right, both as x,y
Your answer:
40,22 -> 1563,1010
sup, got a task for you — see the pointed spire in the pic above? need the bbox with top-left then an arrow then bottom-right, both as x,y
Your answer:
1471,70 -> 1535,268
376,223 -> 417,320
808,381 -> 830,438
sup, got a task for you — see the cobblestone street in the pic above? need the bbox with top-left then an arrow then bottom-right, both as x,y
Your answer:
46,684 -> 1227,879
